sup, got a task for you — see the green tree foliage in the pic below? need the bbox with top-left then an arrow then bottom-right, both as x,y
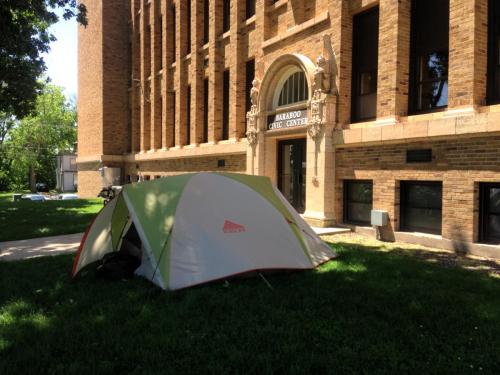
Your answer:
0,1 -> 86,117
4,84 -> 76,192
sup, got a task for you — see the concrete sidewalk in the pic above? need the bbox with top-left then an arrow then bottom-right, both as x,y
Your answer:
0,233 -> 83,261
0,226 -> 349,262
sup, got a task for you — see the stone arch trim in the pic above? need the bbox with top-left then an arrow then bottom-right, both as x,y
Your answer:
258,54 -> 316,126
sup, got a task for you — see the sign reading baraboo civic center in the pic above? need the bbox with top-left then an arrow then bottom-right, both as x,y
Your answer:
267,109 -> 308,130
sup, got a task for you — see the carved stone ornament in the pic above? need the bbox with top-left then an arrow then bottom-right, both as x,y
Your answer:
308,90 -> 325,140
246,79 -> 260,146
250,79 -> 260,106
246,104 -> 259,146
313,55 -> 330,93
315,34 -> 338,95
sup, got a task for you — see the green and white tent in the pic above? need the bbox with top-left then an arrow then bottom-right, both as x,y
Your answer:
72,172 -> 335,290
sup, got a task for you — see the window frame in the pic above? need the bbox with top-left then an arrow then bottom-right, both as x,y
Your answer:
408,0 -> 449,115
487,0 -> 500,104
223,0 -> 231,33
400,180 -> 443,235
479,182 -> 500,244
246,0 -> 256,19
274,69 -> 309,110
343,180 -> 374,226
351,6 -> 379,123
222,70 -> 230,140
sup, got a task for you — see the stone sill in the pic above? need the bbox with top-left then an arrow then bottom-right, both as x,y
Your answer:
336,107 -> 500,146
123,141 -> 247,162
76,155 -> 124,164
244,15 -> 256,27
266,0 -> 288,12
218,31 -> 231,42
262,11 -> 329,49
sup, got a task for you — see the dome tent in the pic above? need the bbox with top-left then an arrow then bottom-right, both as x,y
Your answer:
72,173 -> 335,290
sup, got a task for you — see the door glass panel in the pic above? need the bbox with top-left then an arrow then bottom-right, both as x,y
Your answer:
278,139 -> 306,214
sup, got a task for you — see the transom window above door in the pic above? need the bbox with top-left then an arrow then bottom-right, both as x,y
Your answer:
274,68 -> 309,109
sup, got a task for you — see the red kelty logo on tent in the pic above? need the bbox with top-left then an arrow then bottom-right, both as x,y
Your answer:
223,220 -> 246,233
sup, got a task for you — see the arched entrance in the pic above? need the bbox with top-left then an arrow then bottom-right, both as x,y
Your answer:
246,50 -> 338,225
256,55 -> 315,213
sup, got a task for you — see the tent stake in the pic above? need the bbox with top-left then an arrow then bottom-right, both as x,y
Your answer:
259,273 -> 274,291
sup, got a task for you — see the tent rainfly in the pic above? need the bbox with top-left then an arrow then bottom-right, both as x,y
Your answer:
72,173 -> 336,290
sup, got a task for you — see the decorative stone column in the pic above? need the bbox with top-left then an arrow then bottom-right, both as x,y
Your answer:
245,79 -> 265,176
303,35 -> 338,227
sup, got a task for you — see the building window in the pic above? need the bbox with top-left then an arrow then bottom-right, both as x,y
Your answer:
351,7 -> 379,122
186,86 -> 191,145
222,70 -> 230,140
488,0 -> 500,103
245,59 -> 255,131
277,70 -> 308,107
223,0 -> 230,33
479,183 -> 500,244
187,0 -> 191,54
203,78 -> 209,143
400,181 -> 443,235
172,91 -> 176,146
343,180 -> 373,225
246,0 -> 255,19
159,15 -> 163,69
172,4 -> 176,62
203,0 -> 209,44
409,0 -> 449,114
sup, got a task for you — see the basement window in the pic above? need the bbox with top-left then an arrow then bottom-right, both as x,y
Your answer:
400,181 -> 442,235
479,183 -> 500,244
343,180 -> 373,225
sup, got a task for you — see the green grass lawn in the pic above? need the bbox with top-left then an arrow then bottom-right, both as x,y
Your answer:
0,192 -> 103,242
1,241 -> 499,374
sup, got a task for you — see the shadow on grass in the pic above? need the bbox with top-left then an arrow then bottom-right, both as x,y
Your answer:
1,243 -> 499,374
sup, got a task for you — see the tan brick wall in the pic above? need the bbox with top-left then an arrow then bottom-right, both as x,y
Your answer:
78,0 -> 103,156
448,0 -> 488,109
123,154 -> 246,179
77,170 -> 103,199
377,0 -> 410,120
78,0 -> 500,253
336,136 -> 500,243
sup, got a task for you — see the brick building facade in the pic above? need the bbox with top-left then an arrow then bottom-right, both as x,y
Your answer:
78,0 -> 500,258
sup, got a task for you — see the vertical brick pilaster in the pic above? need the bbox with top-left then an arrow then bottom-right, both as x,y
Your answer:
330,0 -> 352,127
175,0 -> 188,146
448,0 -> 488,109
377,0 -> 411,121
229,0 -> 246,139
140,0 -> 151,151
191,0 -> 205,144
150,1 -> 162,150
131,1 -> 141,152
163,1 -> 175,148
254,0 -> 266,80
208,0 -> 223,142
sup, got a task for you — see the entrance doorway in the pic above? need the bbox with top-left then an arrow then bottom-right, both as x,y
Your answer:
278,139 -> 306,213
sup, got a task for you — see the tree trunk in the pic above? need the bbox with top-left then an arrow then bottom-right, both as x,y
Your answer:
29,165 -> 36,193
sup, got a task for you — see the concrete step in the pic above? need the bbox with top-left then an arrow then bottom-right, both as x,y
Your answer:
312,227 -> 351,236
